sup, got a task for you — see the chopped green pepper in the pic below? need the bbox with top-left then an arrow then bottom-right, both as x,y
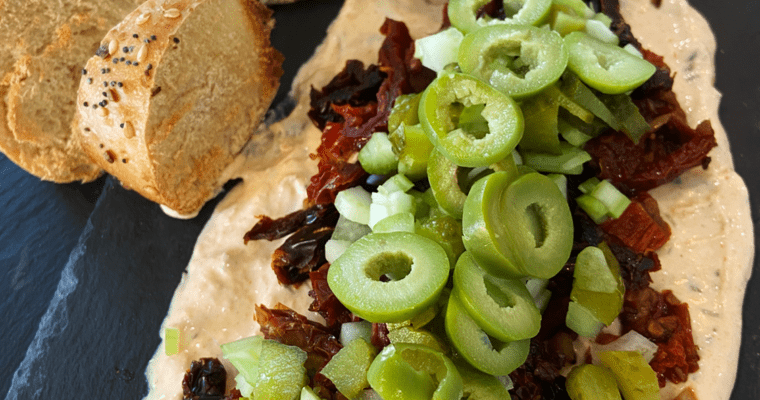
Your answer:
327,232 -> 450,323
452,252 -> 541,342
419,72 -> 524,168
320,338 -> 377,399
458,25 -> 568,99
566,364 -> 622,400
598,351 -> 660,400
570,242 -> 625,325
367,343 -> 464,400
445,288 -> 531,374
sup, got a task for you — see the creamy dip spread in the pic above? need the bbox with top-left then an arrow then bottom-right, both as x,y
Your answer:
144,0 -> 755,399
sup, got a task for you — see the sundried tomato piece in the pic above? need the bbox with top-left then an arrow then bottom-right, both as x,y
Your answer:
600,192 -> 671,254
244,203 -> 337,242
309,263 -> 354,329
244,204 -> 339,286
255,304 -> 343,374
619,288 -> 700,386
309,60 -> 385,131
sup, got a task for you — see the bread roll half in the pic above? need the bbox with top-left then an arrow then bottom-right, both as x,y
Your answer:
76,0 -> 283,215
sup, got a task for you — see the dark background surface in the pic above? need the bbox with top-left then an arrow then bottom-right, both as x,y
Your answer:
0,0 -> 757,398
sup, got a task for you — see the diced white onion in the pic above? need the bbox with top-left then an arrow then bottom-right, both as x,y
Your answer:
413,27 -> 464,72
590,330 -> 659,365
339,321 -> 373,346
325,239 -> 352,264
334,186 -> 372,225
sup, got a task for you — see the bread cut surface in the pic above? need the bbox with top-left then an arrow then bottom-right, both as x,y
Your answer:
0,0 -> 144,182
76,0 -> 283,215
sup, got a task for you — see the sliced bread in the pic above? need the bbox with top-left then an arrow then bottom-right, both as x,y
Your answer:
75,0 -> 283,215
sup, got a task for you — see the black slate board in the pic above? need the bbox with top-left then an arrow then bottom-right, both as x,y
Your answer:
0,0 -> 757,399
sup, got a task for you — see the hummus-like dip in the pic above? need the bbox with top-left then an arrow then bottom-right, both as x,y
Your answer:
144,1 -> 755,399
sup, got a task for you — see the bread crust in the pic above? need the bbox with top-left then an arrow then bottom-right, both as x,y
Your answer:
76,0 -> 283,214
0,0 -> 145,182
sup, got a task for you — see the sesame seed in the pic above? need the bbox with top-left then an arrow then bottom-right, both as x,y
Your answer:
103,81 -> 108,87
102,92 -> 107,97
164,8 -> 181,18
106,68 -> 111,73
136,13 -> 150,25
133,62 -> 139,67
123,121 -> 136,139
101,68 -> 106,74
126,60 -> 132,66
99,100 -> 108,107
137,46 -> 149,62
99,143 -> 104,148
87,78 -> 93,84
122,159 -> 127,164
118,82 -> 124,88
147,63 -> 153,70
151,35 -> 157,41
113,58 -> 119,64
83,102 -> 89,107
129,46 -> 135,52
173,37 -> 180,44
133,34 -> 139,39
144,39 -> 151,44
93,104 -> 98,109
82,69 -> 88,75
108,39 -> 119,56
123,46 -> 129,53
120,57 -> 125,62
111,81 -> 116,86
120,123 -> 125,128
84,127 -> 90,132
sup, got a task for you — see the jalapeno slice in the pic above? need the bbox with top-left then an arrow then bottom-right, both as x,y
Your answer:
564,31 -> 656,94
419,72 -> 523,168
445,289 -> 531,375
327,232 -> 450,323
448,0 -> 553,34
452,252 -> 541,342
458,25 -> 568,99
367,343 -> 464,400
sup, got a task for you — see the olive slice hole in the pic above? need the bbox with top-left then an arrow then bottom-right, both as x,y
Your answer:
483,275 -> 517,309
449,102 -> 490,140
525,203 -> 547,248
365,251 -> 413,282
456,165 -> 492,194
478,329 -> 508,353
